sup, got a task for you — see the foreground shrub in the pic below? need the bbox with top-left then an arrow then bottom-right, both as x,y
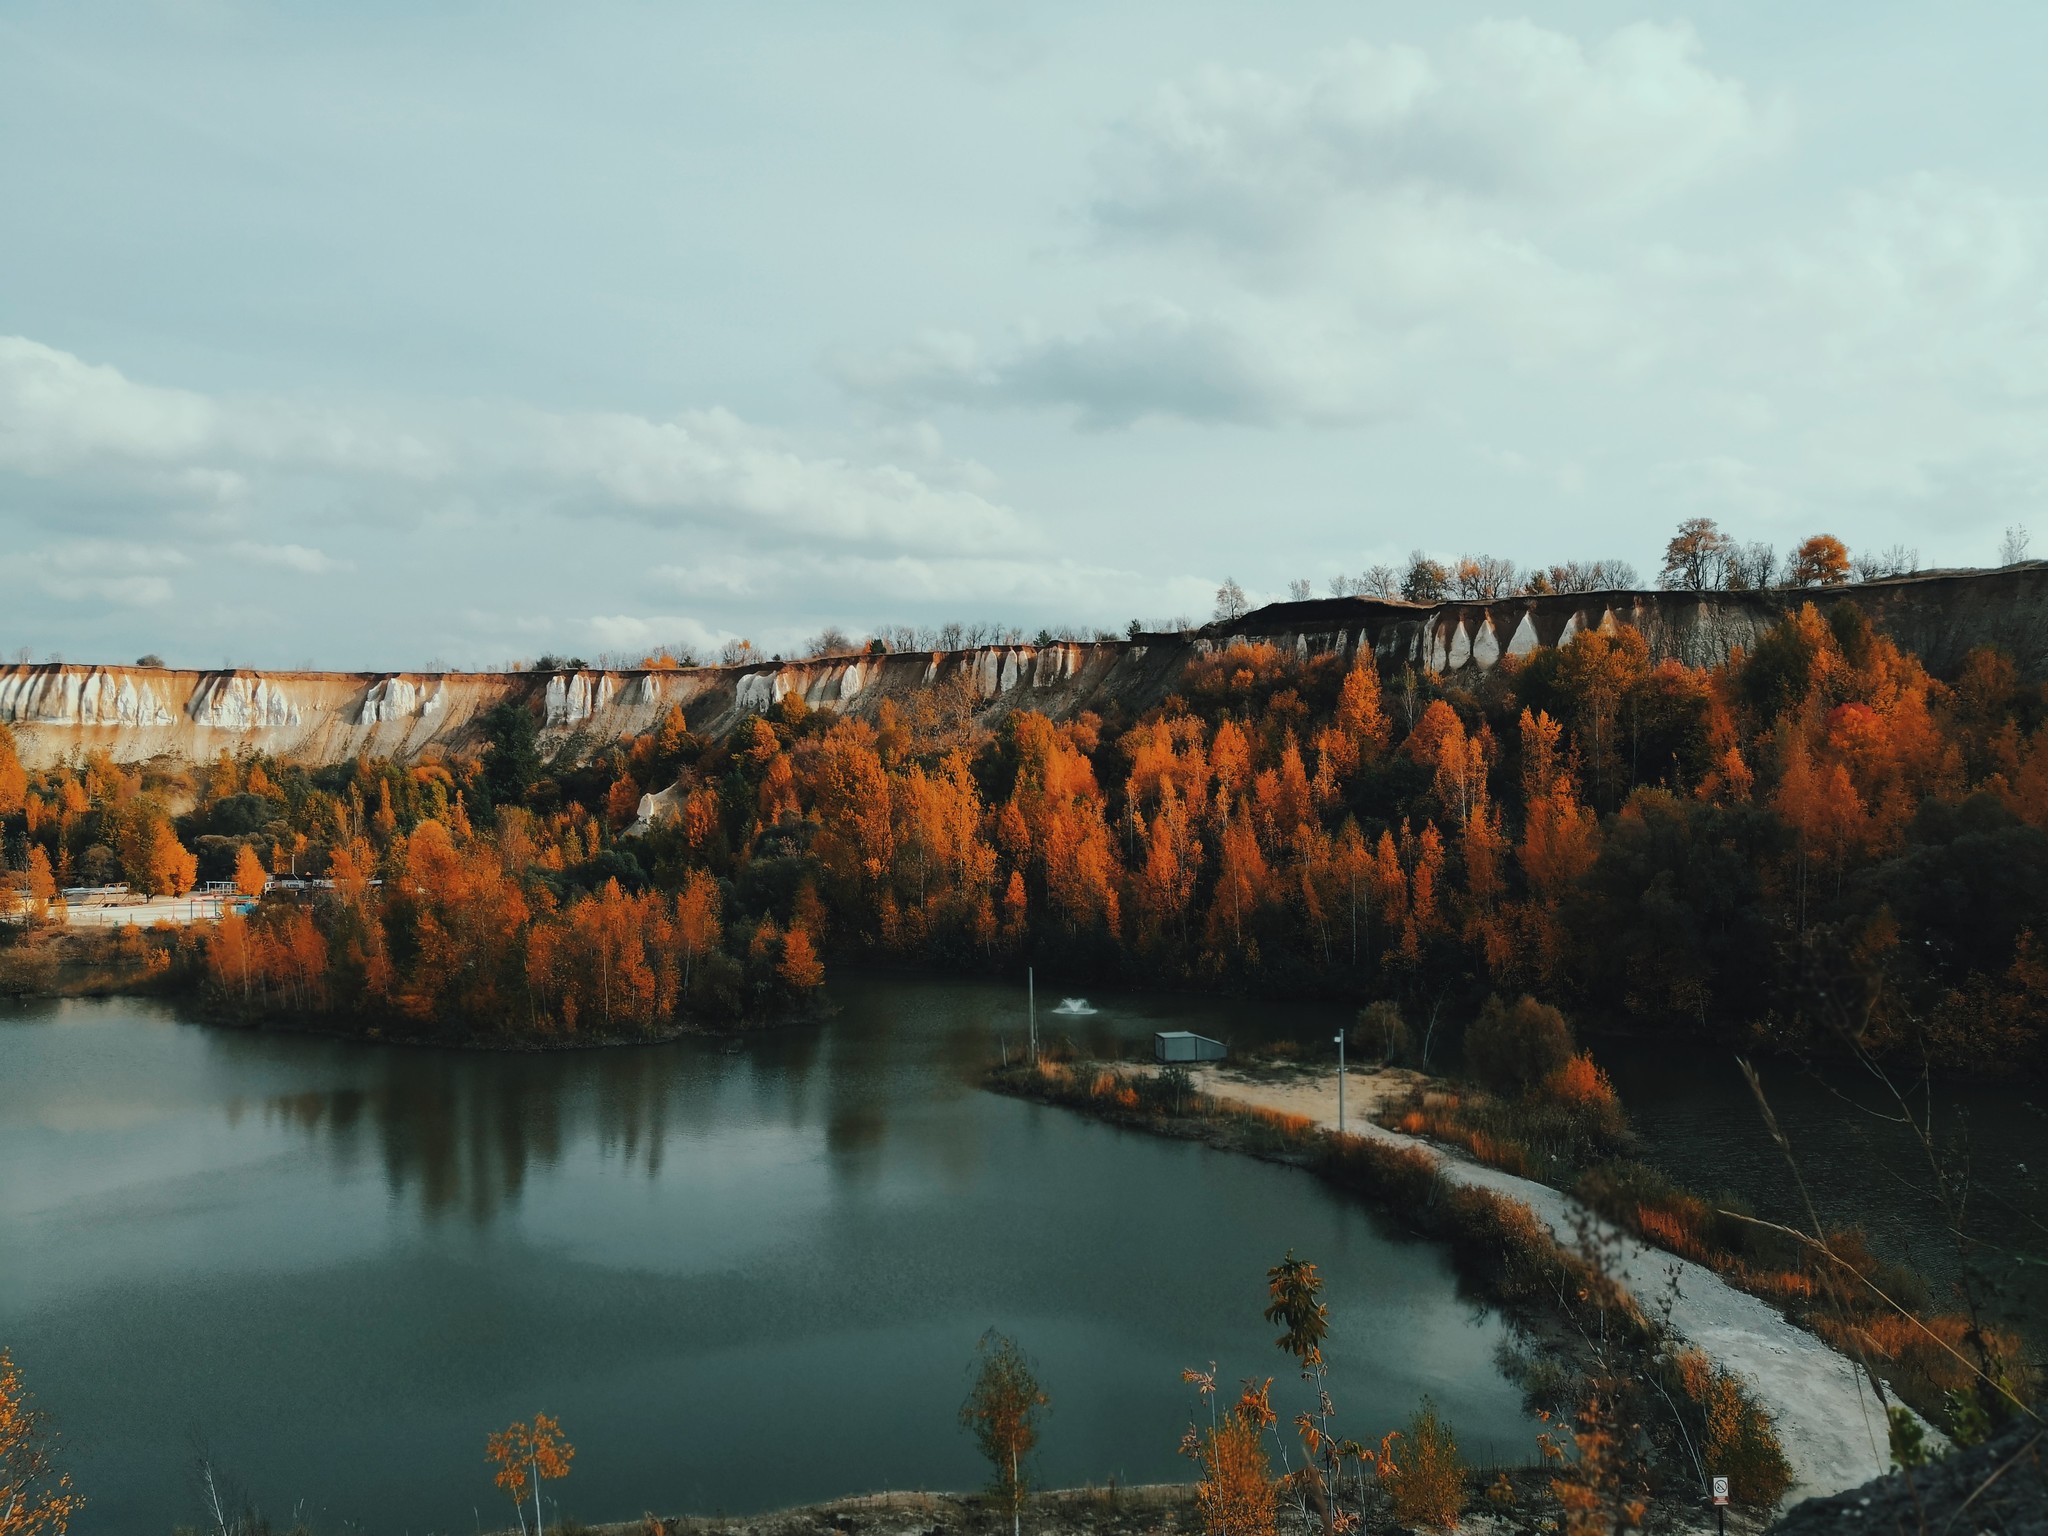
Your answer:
1377,1397 -> 1466,1530
1667,1348 -> 1793,1507
1187,1380 -> 1279,1536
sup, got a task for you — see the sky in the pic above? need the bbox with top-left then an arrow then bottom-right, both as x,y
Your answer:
3,1 -> 2046,671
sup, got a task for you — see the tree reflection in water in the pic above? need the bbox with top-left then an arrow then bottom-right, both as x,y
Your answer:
246,1045 -> 734,1223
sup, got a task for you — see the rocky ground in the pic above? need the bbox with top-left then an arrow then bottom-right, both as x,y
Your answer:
1771,1421 -> 2044,1536
538,1465 -> 1744,1536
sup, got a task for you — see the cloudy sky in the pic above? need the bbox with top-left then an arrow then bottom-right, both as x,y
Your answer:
3,2 -> 2045,670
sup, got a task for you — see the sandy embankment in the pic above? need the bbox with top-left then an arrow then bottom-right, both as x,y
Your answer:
1158,1062 -> 1897,1509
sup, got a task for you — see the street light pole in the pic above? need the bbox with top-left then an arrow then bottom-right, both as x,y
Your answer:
1334,1028 -> 1346,1134
1028,966 -> 1037,1066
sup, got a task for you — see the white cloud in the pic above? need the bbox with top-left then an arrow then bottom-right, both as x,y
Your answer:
530,406 -> 1019,548
649,558 -> 774,600
19,540 -> 191,608
0,336 -> 217,473
0,336 -> 1024,556
582,614 -> 733,656
1625,175 -> 2048,525
1094,20 -> 1775,260
837,299 -> 1382,428
845,21 -> 1768,430
227,540 -> 349,574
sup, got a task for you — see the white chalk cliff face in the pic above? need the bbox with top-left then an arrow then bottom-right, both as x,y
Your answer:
189,673 -> 303,730
358,677 -> 443,725
544,670 -> 618,726
0,667 -> 180,727
3,569 -> 2038,771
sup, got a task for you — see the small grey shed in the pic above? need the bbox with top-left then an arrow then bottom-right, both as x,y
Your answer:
1154,1030 -> 1227,1064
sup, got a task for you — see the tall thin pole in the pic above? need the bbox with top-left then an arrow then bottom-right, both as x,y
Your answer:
1028,967 -> 1037,1065
1334,1028 -> 1346,1134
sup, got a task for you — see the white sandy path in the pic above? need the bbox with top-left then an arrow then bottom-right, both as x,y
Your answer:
1175,1065 -> 1896,1509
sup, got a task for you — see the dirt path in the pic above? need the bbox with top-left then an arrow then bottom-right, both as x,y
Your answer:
1176,1064 -> 1896,1508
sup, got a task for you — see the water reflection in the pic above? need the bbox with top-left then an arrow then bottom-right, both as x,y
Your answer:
223,980 -> 1031,1222
5,980 -> 1535,1536
240,1045 -> 718,1221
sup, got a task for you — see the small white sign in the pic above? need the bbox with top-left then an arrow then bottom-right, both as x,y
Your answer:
1712,1477 -> 1730,1506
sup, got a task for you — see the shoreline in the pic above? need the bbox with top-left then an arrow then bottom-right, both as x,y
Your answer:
987,1057 -> 1910,1512
0,923 -> 830,1048
7,925 -> 2034,1086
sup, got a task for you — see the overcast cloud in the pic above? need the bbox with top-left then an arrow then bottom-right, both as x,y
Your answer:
2,3 -> 2045,669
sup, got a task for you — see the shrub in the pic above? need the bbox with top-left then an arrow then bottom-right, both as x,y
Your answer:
1811,1309 -> 2036,1420
1355,1000 -> 1410,1062
1378,1397 -> 1466,1530
1237,1104 -> 1317,1153
1138,1065 -> 1197,1116
1394,1097 -> 1538,1176
1314,1133 -> 1440,1210
1574,1161 -> 1768,1269
1189,1381 -> 1279,1536
0,937 -> 59,995
1486,1471 -> 1518,1509
1464,994 -> 1573,1095
1538,1052 -> 1630,1146
1441,1186 -> 1549,1303
1668,1349 -> 1793,1508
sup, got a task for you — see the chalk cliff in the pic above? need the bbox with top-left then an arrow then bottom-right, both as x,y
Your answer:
7,566 -> 2045,771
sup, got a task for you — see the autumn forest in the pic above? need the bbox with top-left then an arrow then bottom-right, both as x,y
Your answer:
4,596 -> 2045,1077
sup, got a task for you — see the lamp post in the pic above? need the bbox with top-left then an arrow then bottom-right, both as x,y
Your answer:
1028,966 -> 1037,1066
1334,1028 -> 1346,1134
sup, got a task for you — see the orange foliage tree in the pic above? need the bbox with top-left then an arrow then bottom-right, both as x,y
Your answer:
485,1412 -> 574,1536
232,843 -> 268,898
30,601 -> 2019,1073
0,1349 -> 83,1536
959,1331 -> 1050,1536
1181,1373 -> 1278,1536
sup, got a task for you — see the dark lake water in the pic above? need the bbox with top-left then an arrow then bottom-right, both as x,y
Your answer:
2,979 -> 1534,1535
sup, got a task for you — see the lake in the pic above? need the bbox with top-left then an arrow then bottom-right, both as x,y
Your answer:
1,977 -> 1535,1535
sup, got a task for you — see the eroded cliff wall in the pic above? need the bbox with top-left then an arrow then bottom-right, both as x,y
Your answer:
7,566 -> 2045,770
0,641 -> 1184,770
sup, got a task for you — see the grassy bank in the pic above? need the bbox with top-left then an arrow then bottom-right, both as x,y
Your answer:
1372,1076 -> 2039,1436
0,920 -> 197,998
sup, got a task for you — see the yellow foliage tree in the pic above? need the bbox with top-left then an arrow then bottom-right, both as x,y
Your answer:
232,844 -> 268,899
0,725 -> 26,819
1377,1397 -> 1466,1531
0,1348 -> 84,1536
779,922 -> 825,992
